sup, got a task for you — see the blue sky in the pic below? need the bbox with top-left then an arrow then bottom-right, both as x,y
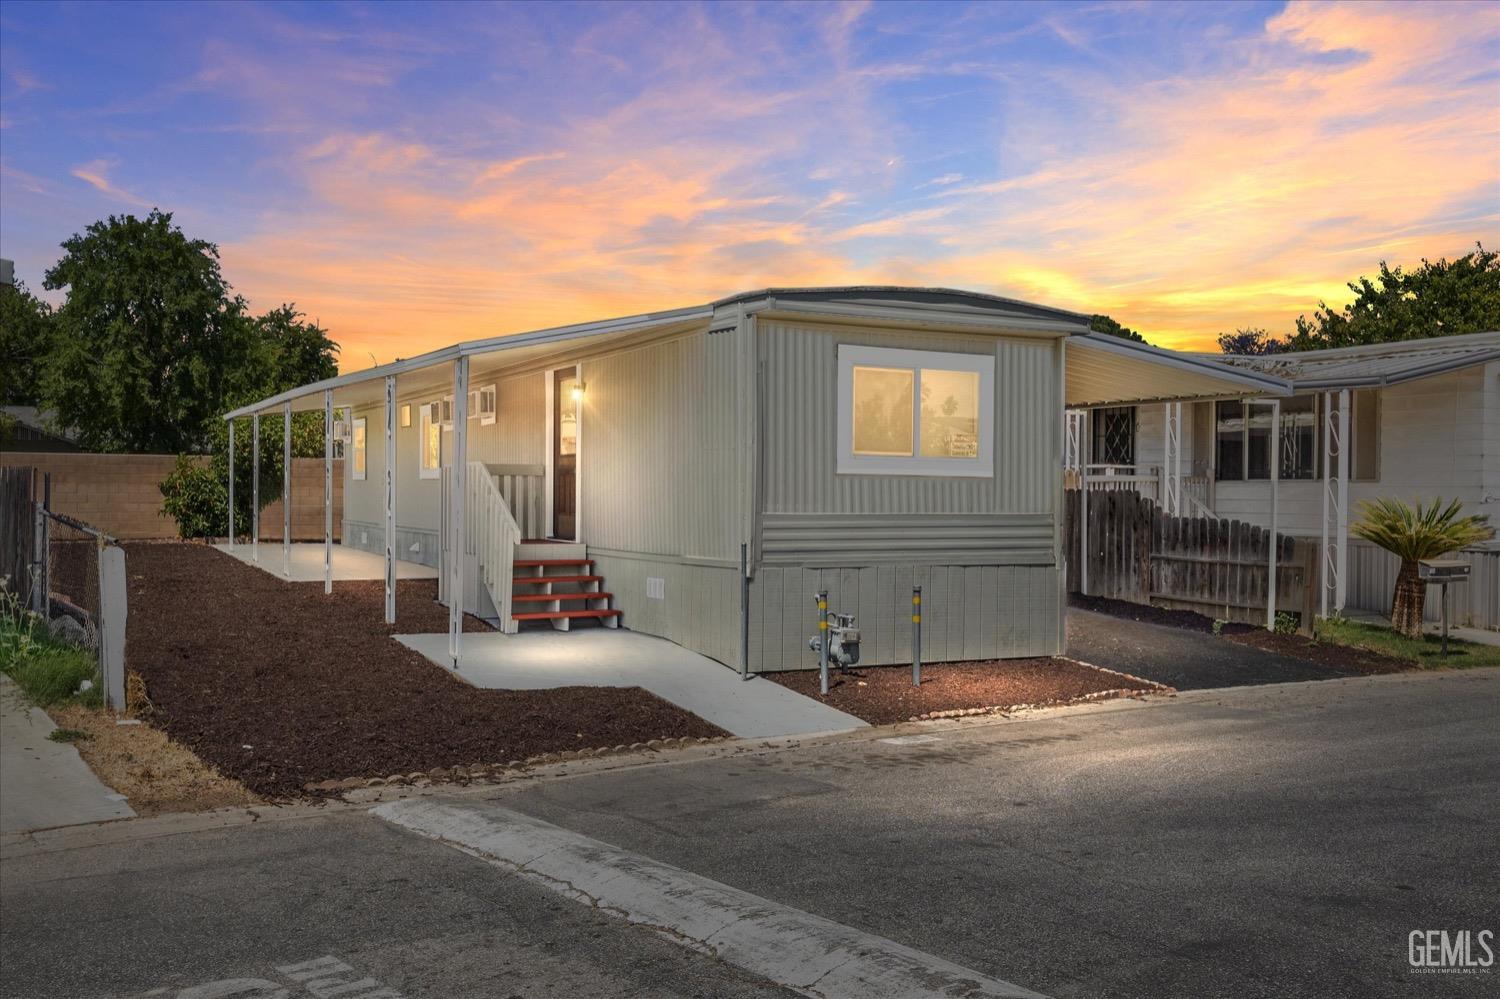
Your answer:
3,0 -> 1496,364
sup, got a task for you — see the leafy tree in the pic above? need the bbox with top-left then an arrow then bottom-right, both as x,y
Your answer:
252,304 -> 339,394
159,408 -> 325,538
1089,314 -> 1147,344
1216,327 -> 1286,355
41,210 -> 262,453
1286,244 -> 1500,351
1351,497 -> 1492,638
0,280 -> 56,406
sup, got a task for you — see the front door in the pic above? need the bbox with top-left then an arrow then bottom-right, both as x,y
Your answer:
553,367 -> 579,540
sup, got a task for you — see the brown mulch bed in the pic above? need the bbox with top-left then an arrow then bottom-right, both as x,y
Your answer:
123,542 -> 725,798
1070,593 -> 1258,634
767,658 -> 1162,726
1223,631 -> 1410,675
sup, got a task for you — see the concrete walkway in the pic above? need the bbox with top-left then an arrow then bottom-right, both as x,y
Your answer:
213,542 -> 437,582
0,677 -> 134,834
395,629 -> 867,739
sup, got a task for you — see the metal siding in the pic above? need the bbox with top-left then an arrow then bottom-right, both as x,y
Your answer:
760,320 -> 1057,517
581,331 -> 740,561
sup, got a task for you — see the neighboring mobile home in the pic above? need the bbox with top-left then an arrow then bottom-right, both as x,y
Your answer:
1073,332 -> 1500,628
224,287 -> 1289,672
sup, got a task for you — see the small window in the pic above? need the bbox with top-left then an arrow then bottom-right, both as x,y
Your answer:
1277,395 -> 1317,480
837,345 -> 993,477
469,384 -> 496,425
351,417 -> 367,480
419,402 -> 441,479
441,395 -> 453,430
1090,407 -> 1135,466
1216,396 -> 1320,481
399,403 -> 411,428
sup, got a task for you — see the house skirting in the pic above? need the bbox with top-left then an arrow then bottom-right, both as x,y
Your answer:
342,518 -> 441,568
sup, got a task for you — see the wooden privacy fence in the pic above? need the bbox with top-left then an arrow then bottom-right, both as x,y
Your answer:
0,466 -> 35,596
1064,488 -> 1317,632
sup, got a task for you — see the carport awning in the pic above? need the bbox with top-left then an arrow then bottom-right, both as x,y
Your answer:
1067,332 -> 1291,407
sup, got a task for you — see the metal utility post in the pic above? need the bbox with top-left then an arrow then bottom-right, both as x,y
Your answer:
739,543 -> 750,680
227,419 -> 235,545
1320,390 -> 1331,619
1335,389 -> 1350,614
283,402 -> 292,578
384,374 -> 396,625
817,590 -> 830,695
911,585 -> 923,686
323,389 -> 333,595
252,414 -> 260,562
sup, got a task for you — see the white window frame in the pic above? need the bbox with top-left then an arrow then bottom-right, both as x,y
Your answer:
419,401 -> 441,479
469,384 -> 496,425
836,344 -> 994,478
351,417 -> 367,481
399,403 -> 411,428
441,395 -> 454,430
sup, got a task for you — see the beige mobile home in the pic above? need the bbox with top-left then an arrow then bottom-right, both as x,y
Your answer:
225,287 -> 1288,674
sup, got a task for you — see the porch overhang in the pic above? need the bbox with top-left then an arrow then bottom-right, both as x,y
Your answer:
1066,332 -> 1292,407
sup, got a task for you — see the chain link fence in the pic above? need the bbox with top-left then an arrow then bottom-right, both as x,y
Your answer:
1,467 -> 127,708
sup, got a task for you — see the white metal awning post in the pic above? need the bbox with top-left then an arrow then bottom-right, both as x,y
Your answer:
283,402 -> 292,578
1161,401 -> 1182,515
1266,398 -> 1281,631
384,374 -> 396,625
1335,390 -> 1350,613
252,415 -> 260,562
448,357 -> 469,666
323,389 -> 333,595
227,418 -> 235,545
1079,409 -> 1090,596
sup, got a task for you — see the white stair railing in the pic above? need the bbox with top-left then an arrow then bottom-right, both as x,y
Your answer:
467,460 -> 521,633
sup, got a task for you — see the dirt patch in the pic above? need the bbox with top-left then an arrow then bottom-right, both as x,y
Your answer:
1224,631 -> 1410,675
123,542 -> 725,798
1069,593 -> 1259,635
47,704 -> 259,816
767,658 -> 1162,726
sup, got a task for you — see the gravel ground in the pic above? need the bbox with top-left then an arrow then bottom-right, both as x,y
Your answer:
123,542 -> 725,797
767,657 -> 1158,724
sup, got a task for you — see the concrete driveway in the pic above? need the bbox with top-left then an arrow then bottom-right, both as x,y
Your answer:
1067,607 -> 1361,689
396,628 -> 867,739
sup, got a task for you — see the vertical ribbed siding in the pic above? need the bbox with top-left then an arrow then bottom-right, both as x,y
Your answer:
581,331 -> 739,561
465,371 -> 545,466
760,321 -> 1057,516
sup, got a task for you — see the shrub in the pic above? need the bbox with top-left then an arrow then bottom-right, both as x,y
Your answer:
0,593 -> 101,708
1273,612 -> 1298,636
159,455 -> 226,539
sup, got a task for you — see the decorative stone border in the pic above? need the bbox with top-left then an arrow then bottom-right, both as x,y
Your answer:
303,735 -> 734,794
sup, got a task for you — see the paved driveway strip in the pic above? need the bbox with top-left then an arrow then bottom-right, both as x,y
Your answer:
1066,607 -> 1361,688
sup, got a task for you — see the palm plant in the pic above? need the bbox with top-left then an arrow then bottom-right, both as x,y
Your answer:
1351,498 -> 1492,638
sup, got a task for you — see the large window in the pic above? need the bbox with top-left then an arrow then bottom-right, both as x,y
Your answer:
1216,396 -> 1319,481
419,401 -> 441,479
351,417 -> 367,480
837,345 -> 993,477
1090,407 -> 1135,466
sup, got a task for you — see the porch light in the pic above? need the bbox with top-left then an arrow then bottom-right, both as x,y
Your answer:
571,382 -> 585,402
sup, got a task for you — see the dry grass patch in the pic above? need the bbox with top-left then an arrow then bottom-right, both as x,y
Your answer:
47,704 -> 259,816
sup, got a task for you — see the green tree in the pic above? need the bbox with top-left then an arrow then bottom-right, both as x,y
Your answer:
0,280 -> 56,406
1351,497 -> 1493,638
1089,314 -> 1147,344
252,304 -> 339,393
1286,244 -> 1500,351
41,210 -> 261,453
1216,327 -> 1286,355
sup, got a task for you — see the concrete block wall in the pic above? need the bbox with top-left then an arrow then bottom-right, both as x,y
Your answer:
0,451 -> 342,540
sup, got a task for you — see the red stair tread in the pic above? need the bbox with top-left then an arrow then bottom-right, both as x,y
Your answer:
513,558 -> 593,568
512,608 -> 622,622
512,592 -> 613,604
512,574 -> 603,585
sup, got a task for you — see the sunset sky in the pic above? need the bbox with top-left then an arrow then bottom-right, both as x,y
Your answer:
2,0 -> 1497,368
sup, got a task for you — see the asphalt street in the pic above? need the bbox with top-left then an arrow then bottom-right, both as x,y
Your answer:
2,668 -> 1495,999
